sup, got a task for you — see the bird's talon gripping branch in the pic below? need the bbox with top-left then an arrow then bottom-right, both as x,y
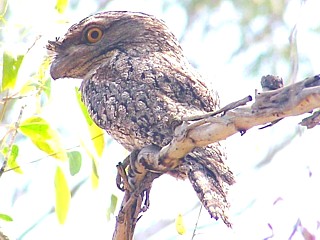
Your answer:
116,162 -> 131,192
141,187 -> 151,212
128,151 -> 147,190
127,145 -> 177,190
128,149 -> 142,175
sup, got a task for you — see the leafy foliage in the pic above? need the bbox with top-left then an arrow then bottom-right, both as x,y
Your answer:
0,4 -> 102,225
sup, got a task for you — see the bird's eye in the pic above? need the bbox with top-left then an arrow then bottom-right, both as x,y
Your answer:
85,27 -> 103,43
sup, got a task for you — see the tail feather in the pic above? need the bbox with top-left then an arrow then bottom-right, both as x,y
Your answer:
185,144 -> 235,227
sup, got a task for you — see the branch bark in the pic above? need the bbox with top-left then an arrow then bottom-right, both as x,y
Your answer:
158,74 -> 320,165
0,229 -> 11,240
113,74 -> 320,240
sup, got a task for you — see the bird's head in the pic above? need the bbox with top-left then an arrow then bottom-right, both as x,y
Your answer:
47,11 -> 182,80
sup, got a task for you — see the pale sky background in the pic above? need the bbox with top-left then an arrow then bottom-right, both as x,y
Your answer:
1,0 -> 320,239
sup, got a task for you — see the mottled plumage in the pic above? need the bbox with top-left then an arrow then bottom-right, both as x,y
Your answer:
47,11 -> 234,224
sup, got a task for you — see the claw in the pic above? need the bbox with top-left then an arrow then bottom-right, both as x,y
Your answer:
116,162 -> 126,191
129,149 -> 142,175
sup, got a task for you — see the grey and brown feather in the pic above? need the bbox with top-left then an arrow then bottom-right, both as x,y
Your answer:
47,11 -> 235,225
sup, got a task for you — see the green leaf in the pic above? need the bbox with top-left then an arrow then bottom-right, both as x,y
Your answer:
91,153 -> 99,189
75,88 -> 105,156
55,0 -> 68,14
67,151 -> 82,176
106,194 -> 118,221
19,116 -> 68,161
89,123 -> 104,157
81,141 -> 100,188
54,166 -> 70,224
75,88 -> 93,125
2,51 -> 24,91
0,213 -> 13,222
43,77 -> 51,99
6,145 -> 23,174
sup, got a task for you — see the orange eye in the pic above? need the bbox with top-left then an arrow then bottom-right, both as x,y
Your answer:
86,27 -> 103,43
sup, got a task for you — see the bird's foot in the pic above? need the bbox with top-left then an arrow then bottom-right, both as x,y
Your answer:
116,145 -> 165,192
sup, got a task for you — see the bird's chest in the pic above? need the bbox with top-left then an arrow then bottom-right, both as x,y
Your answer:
80,77 -> 179,151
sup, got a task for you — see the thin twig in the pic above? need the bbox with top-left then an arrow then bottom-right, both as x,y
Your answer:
182,95 -> 252,121
0,105 -> 25,178
191,204 -> 203,239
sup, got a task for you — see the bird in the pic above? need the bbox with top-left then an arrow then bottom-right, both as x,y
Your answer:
47,11 -> 235,226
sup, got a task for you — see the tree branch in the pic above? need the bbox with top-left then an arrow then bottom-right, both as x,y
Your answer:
113,74 -> 320,239
158,74 -> 320,166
